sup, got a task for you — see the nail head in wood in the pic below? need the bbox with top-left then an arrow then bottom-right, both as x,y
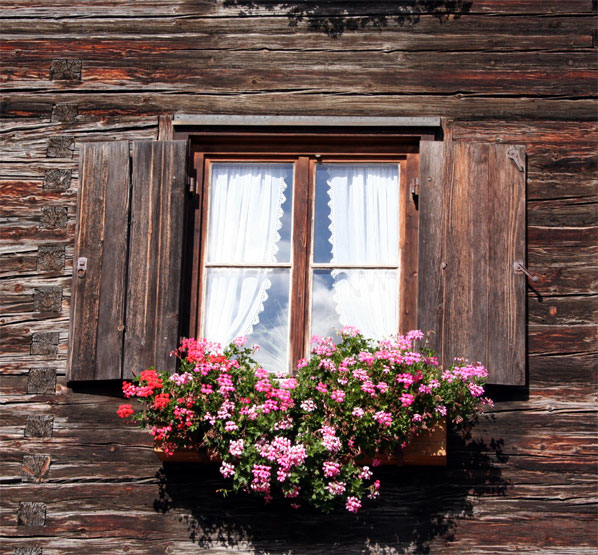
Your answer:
50,59 -> 82,81
25,416 -> 54,438
43,169 -> 71,191
27,368 -> 57,394
31,332 -> 60,355
47,136 -> 74,158
51,103 -> 78,123
33,287 -> 62,313
17,502 -> 47,527
40,206 -> 68,229
37,246 -> 65,272
22,455 -> 52,483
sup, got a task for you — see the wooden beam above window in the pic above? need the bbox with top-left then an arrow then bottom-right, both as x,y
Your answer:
173,114 -> 442,128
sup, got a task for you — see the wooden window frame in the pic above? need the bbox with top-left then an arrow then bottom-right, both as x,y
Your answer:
179,130 -> 427,373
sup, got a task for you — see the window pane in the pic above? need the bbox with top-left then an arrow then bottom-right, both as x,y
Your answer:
207,163 -> 293,264
311,269 -> 398,341
310,270 -> 342,342
204,268 -> 291,374
313,164 -> 399,265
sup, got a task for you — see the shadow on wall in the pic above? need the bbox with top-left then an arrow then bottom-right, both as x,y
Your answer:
221,0 -> 473,37
154,419 -> 508,554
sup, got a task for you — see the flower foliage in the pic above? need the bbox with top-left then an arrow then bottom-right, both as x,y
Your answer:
118,328 -> 490,513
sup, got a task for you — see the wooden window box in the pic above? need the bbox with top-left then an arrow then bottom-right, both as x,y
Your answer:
153,419 -> 446,467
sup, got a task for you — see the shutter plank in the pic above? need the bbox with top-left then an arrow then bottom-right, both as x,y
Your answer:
124,141 -> 187,377
68,142 -> 130,380
487,144 -> 527,385
417,141 -> 447,356
443,143 -> 490,371
418,141 -> 526,385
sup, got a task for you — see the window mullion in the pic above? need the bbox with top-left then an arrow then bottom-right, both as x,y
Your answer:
204,263 -> 292,268
289,156 -> 312,372
400,154 -> 419,334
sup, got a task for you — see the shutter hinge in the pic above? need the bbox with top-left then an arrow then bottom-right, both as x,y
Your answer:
410,177 -> 419,202
507,148 -> 525,172
187,176 -> 196,193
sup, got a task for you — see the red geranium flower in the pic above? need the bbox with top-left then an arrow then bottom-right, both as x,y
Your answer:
117,404 -> 134,418
153,393 -> 170,410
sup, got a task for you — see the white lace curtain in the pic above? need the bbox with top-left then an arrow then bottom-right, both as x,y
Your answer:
327,164 -> 399,338
204,164 -> 288,347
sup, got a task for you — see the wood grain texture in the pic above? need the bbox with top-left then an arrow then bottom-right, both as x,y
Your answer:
0,0 -> 593,19
419,142 -> 526,385
0,1 -> 596,553
27,368 -> 56,394
443,143 -> 490,372
68,141 -> 130,381
486,144 -> 526,385
124,140 -> 187,377
3,45 -> 596,99
21,454 -> 52,483
17,502 -> 46,527
417,141 -> 446,355
2,14 -> 595,52
399,155 -> 419,333
290,156 -> 311,368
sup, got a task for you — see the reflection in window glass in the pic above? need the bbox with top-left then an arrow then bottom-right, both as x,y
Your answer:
203,163 -> 293,373
311,269 -> 398,341
311,163 -> 400,341
313,164 -> 399,265
207,163 -> 293,264
205,268 -> 291,374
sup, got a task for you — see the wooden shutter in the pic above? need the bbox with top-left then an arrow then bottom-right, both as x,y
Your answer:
417,141 -> 526,385
68,140 -> 187,380
69,142 -> 131,380
123,141 -> 187,377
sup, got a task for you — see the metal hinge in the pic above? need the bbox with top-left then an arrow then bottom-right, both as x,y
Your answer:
410,177 -> 419,201
507,148 -> 525,172
188,176 -> 196,193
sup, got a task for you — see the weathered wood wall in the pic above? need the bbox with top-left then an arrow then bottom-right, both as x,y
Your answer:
1,1 -> 596,553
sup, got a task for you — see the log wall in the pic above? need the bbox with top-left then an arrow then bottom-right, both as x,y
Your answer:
1,1 -> 596,553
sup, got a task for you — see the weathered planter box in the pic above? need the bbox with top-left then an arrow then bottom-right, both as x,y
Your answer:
153,446 -> 217,463
387,419 -> 447,467
154,419 -> 446,466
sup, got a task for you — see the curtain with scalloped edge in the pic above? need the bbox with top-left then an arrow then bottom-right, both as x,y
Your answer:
327,164 -> 399,338
204,164 -> 288,347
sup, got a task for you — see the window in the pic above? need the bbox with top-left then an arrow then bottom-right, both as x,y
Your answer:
68,121 -> 526,386
186,134 -> 420,374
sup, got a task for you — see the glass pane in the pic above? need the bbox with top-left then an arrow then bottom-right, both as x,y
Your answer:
207,163 -> 293,264
313,164 -> 399,265
311,269 -> 398,341
311,270 -> 342,343
204,268 -> 291,374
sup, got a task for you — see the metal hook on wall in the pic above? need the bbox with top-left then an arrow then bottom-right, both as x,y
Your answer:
514,260 -> 538,282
